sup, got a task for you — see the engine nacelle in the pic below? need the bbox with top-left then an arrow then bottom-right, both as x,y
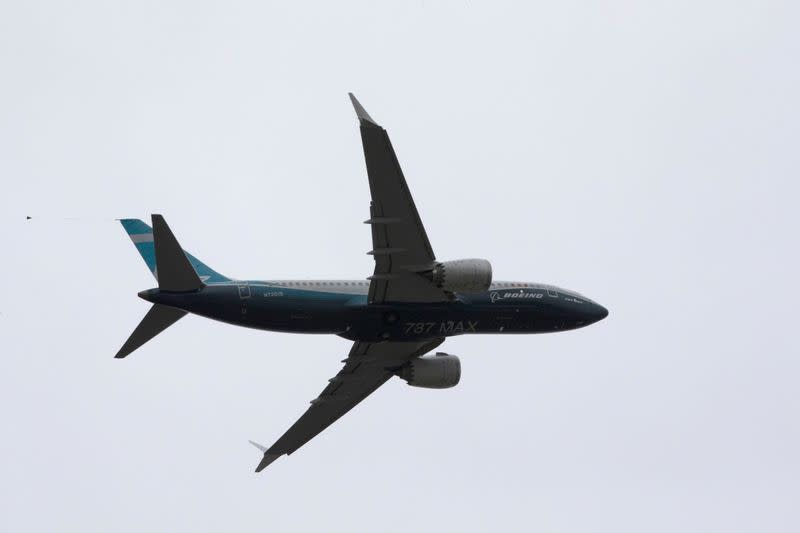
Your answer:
431,259 -> 492,293
399,353 -> 461,389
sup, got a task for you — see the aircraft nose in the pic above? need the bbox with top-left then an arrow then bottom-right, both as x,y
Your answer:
566,300 -> 608,328
590,303 -> 609,322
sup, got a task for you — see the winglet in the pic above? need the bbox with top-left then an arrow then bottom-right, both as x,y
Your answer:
348,93 -> 378,126
248,440 -> 267,452
249,441 -> 281,472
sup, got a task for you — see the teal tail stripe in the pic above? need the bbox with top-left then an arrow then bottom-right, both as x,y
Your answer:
120,219 -> 230,283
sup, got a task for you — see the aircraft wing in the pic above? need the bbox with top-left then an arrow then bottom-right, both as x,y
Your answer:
349,93 -> 449,304
251,338 -> 444,471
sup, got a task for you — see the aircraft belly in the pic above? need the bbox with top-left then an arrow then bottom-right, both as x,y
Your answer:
338,304 -> 510,342
339,303 -> 583,340
186,289 -> 352,335
182,287 -> 584,339
247,298 -> 351,334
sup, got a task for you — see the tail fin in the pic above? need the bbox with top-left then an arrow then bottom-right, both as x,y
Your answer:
115,304 -> 187,358
115,214 -> 207,358
120,217 -> 230,284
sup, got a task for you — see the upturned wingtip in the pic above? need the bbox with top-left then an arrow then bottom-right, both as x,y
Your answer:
348,93 -> 378,126
249,440 -> 281,472
248,440 -> 267,452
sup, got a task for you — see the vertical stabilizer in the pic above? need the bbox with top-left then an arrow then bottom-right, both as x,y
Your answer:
119,219 -> 229,283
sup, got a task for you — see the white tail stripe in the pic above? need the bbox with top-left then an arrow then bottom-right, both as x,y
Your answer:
130,233 -> 154,243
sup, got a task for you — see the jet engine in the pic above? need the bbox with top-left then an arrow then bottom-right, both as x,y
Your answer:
398,353 -> 461,389
430,259 -> 492,293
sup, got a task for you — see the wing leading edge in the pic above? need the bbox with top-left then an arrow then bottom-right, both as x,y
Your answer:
252,338 -> 444,472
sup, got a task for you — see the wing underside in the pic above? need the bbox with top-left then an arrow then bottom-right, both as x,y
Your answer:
252,95 -> 451,472
350,94 -> 449,304
253,338 -> 444,471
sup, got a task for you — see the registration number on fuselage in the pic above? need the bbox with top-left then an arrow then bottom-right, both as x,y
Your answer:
404,321 -> 478,335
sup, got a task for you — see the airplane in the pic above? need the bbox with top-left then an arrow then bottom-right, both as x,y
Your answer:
115,93 -> 609,472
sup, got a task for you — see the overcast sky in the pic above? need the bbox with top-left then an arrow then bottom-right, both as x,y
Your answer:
2,1 -> 799,532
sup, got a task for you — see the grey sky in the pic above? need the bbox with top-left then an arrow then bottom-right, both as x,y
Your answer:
2,1 -> 799,531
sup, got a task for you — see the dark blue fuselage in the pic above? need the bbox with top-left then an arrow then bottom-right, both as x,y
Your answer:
140,281 -> 608,343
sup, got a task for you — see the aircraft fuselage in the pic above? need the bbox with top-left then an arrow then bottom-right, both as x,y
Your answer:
139,280 -> 608,343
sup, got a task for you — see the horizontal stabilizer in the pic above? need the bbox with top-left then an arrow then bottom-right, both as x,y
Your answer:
152,214 -> 204,292
115,304 -> 187,359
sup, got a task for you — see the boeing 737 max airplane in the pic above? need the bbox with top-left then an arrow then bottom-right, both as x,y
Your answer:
115,94 -> 608,472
